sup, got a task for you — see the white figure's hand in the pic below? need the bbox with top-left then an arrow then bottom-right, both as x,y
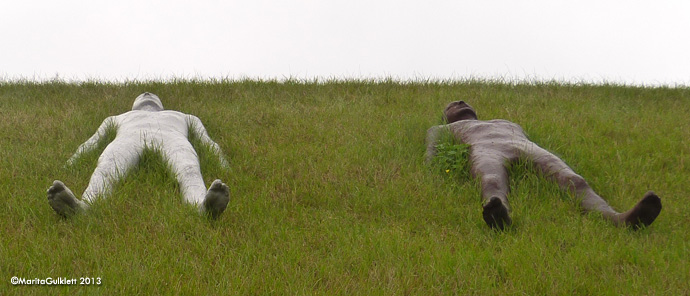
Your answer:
66,116 -> 116,166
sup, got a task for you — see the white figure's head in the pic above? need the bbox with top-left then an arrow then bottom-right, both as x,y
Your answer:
132,92 -> 164,111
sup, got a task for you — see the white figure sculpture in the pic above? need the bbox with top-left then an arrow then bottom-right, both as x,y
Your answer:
47,92 -> 230,219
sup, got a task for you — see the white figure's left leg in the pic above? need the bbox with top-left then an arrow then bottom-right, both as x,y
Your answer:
203,179 -> 230,219
163,142 -> 229,218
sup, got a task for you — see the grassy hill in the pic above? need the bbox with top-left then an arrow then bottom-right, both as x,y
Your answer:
1,80 -> 688,294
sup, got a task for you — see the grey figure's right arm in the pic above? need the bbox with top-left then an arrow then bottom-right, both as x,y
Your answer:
425,125 -> 444,165
66,116 -> 116,166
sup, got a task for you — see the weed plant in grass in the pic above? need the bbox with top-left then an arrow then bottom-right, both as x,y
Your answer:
0,80 -> 689,294
429,128 -> 472,181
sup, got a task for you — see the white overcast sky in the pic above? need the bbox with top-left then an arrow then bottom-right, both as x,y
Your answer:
1,0 -> 689,85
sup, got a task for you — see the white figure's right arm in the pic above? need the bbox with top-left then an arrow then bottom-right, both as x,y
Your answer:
67,116 -> 116,166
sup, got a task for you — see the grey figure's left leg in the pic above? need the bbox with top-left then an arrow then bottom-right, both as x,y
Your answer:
527,145 -> 661,229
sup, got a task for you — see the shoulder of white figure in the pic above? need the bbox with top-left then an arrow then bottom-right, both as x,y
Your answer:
185,113 -> 201,121
102,115 -> 119,128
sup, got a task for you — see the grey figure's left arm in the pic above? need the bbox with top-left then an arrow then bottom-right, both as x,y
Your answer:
188,115 -> 230,169
67,116 -> 117,166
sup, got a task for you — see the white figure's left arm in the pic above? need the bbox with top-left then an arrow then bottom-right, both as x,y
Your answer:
187,115 -> 229,169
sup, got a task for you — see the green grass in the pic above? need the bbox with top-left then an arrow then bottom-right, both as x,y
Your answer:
1,80 -> 689,294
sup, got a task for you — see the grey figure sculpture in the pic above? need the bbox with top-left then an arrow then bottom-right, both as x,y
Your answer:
426,101 -> 662,230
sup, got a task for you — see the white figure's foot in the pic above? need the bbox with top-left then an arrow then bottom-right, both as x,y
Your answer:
47,180 -> 87,217
201,179 -> 230,219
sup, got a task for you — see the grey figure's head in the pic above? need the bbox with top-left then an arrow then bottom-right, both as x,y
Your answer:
443,100 -> 478,123
132,92 -> 164,111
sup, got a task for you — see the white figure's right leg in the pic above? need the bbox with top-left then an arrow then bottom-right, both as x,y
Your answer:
47,180 -> 87,217
81,139 -> 142,203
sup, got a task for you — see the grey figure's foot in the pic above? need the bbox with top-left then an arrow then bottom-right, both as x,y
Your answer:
618,191 -> 662,230
202,179 -> 230,219
482,196 -> 512,230
47,180 -> 87,217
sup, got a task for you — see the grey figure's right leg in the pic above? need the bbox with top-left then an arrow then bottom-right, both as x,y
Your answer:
472,156 -> 512,230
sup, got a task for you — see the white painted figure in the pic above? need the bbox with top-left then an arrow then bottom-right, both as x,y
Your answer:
47,92 -> 230,219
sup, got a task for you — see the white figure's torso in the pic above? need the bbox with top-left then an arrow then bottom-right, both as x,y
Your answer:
114,110 -> 191,147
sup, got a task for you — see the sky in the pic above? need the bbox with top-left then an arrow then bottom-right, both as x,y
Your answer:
1,0 -> 689,86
